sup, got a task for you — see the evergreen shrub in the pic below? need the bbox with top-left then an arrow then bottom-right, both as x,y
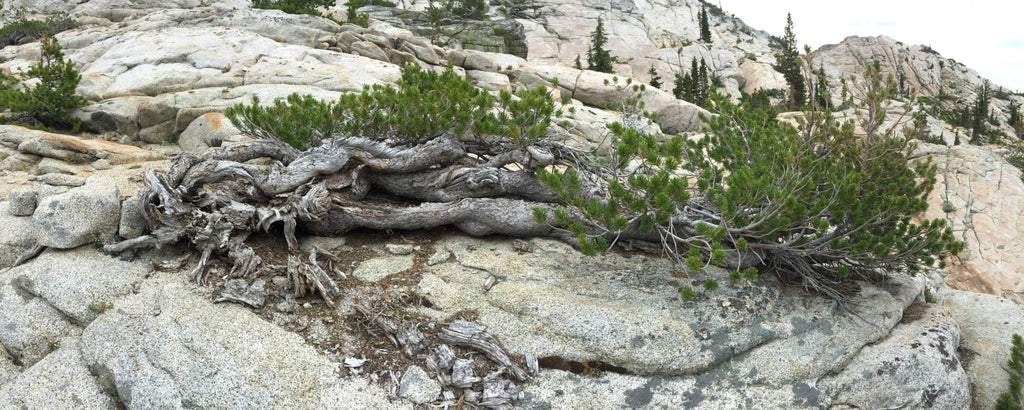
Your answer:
0,35 -> 86,130
538,63 -> 963,299
251,0 -> 334,17
997,334 -> 1024,410
226,64 -> 558,150
0,14 -> 78,47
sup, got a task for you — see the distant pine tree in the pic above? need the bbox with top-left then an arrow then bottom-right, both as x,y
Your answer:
970,80 -> 991,144
770,12 -> 806,110
1009,100 -> 1022,135
673,57 -> 709,107
648,66 -> 662,89
995,334 -> 1023,410
696,57 -> 709,105
813,65 -> 830,110
672,71 -> 686,99
574,55 -> 582,70
699,4 -> 712,44
586,17 -> 614,73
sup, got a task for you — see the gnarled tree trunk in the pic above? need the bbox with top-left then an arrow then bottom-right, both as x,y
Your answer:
103,134 -> 588,299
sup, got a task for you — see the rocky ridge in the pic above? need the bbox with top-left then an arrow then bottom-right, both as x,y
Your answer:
0,0 -> 1020,408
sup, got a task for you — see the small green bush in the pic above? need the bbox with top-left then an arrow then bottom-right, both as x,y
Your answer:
226,64 -> 559,150
347,0 -> 397,7
679,286 -> 695,301
226,93 -> 344,150
538,61 -> 963,300
0,35 -> 86,130
333,65 -> 496,145
344,0 -> 396,26
88,301 -> 114,314
251,0 -> 334,17
0,14 -> 79,47
997,333 -> 1024,410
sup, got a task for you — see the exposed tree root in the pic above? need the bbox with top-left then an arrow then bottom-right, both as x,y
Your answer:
104,134 -> 585,302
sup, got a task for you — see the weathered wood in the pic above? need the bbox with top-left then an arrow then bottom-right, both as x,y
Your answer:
525,353 -> 539,376
227,243 -> 261,279
426,344 -> 457,377
104,132 -> 609,319
11,243 -> 46,267
438,320 -> 530,382
305,198 -> 566,239
366,166 -> 559,202
450,358 -> 481,388
480,377 -> 521,409
214,278 -> 267,308
346,133 -> 465,173
287,250 -> 340,306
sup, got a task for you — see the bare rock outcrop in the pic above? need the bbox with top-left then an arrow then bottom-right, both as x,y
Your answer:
32,175 -> 119,249
80,276 -> 405,409
916,142 -> 1024,303
813,35 -> 1024,138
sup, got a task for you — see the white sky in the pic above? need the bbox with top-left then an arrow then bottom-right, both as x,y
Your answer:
717,1 -> 1024,92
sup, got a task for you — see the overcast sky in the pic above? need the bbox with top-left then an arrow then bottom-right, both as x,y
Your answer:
717,1 -> 1024,92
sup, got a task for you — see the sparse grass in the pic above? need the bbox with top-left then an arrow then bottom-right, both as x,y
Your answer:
942,201 -> 956,213
88,301 -> 114,313
924,286 -> 936,303
679,286 -> 695,301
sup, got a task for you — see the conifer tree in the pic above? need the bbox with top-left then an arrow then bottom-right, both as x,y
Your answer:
813,65 -> 829,110
574,55 -> 582,70
996,334 -> 1023,410
698,4 -> 712,44
770,12 -> 806,110
586,17 -> 614,73
538,61 -> 963,301
452,0 -> 487,19
0,34 -> 86,130
251,0 -> 334,17
697,57 -> 709,104
648,66 -> 662,89
970,80 -> 991,144
672,71 -> 686,100
688,58 -> 700,103
672,57 -> 710,107
1009,100 -> 1022,136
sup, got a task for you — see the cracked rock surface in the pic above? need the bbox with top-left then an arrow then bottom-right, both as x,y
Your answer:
917,143 -> 1024,303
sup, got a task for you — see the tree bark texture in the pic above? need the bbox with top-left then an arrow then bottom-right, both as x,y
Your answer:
104,134 -> 584,301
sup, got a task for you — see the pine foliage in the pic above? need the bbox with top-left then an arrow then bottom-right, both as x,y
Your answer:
997,334 -> 1024,410
1009,100 -> 1022,136
587,17 -> 614,73
648,66 -> 662,89
673,57 -> 710,107
0,14 -> 79,47
226,65 -> 557,150
770,13 -> 806,110
698,4 -> 712,44
423,0 -> 488,21
539,62 -> 963,300
251,0 -> 335,17
970,80 -> 992,144
0,35 -> 86,130
225,93 -> 343,150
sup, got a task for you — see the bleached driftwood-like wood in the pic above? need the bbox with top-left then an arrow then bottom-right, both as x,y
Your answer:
104,133 -> 602,298
96,133 -> 628,409
439,320 -> 530,382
